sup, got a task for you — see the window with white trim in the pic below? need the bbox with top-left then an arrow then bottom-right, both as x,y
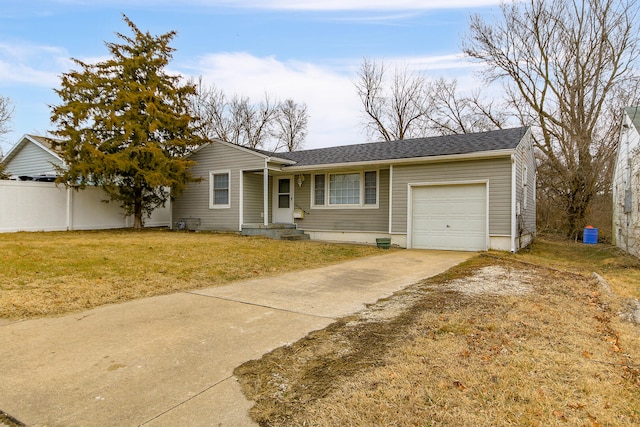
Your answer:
330,173 -> 360,205
314,174 -> 325,206
311,171 -> 378,208
364,171 -> 377,205
209,170 -> 230,209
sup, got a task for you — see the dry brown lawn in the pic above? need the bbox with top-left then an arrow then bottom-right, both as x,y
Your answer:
3,231 -> 639,426
235,239 -> 640,426
0,229 -> 381,319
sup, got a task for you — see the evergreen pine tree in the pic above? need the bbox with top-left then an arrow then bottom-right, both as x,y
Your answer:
51,15 -> 203,229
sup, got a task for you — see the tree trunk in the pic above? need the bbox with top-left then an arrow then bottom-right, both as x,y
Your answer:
565,165 -> 593,240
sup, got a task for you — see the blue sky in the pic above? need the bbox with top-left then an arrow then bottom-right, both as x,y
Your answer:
0,0 -> 501,154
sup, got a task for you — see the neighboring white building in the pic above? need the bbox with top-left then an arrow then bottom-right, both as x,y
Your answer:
0,134 -> 171,231
613,106 -> 640,257
0,134 -> 63,179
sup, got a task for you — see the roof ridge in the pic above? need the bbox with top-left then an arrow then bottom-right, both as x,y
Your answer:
277,126 -> 529,167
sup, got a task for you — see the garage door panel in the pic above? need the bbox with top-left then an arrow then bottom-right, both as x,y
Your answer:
411,184 -> 487,251
413,232 -> 485,251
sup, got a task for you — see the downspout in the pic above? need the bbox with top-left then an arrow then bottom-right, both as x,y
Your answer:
238,171 -> 243,232
511,154 -> 517,253
263,159 -> 269,227
626,123 -> 632,252
388,165 -> 393,235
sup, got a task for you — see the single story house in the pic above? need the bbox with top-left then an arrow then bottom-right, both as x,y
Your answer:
0,134 -> 64,180
613,106 -> 640,257
172,127 -> 536,252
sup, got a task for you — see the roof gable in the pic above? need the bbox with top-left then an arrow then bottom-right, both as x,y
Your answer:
2,134 -> 62,165
625,107 -> 640,133
260,127 -> 529,168
188,138 -> 296,165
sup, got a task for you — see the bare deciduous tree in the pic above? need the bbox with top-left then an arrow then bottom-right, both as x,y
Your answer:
0,96 -> 13,179
188,77 -> 231,143
189,78 -> 305,151
463,0 -> 640,238
355,58 -> 427,141
234,93 -> 279,148
426,78 -> 509,135
0,96 -> 11,139
355,59 -> 508,141
274,99 -> 308,152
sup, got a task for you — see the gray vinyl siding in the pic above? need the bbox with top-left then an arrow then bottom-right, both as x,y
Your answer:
243,171 -> 265,224
4,141 -> 63,177
514,133 -> 537,244
172,142 -> 265,231
292,169 -> 390,232
391,157 -> 512,235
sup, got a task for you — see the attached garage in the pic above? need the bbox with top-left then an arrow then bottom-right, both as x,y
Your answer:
409,182 -> 488,251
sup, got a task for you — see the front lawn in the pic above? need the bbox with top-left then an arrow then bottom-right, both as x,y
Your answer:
236,238 -> 640,426
515,236 -> 640,300
0,229 -> 381,319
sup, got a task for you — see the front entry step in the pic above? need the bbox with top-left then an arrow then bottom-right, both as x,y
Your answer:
241,224 -> 310,241
280,232 -> 310,241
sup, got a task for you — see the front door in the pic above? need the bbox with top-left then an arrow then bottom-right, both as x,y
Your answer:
273,176 -> 294,223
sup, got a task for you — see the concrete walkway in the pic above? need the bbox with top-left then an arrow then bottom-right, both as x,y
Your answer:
0,250 -> 472,427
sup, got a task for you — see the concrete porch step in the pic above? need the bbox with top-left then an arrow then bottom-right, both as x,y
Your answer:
280,232 -> 310,241
241,224 -> 309,241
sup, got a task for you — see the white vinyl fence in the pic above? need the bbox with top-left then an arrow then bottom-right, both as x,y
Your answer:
0,181 -> 171,233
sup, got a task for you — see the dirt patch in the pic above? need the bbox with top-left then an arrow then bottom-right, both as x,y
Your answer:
620,298 -> 640,325
437,265 -> 534,296
235,255 -> 640,426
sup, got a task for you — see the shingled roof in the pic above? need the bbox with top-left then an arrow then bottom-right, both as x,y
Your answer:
258,126 -> 529,168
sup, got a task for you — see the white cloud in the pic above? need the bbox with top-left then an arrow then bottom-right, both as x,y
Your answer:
223,0 -> 500,11
0,61 -> 59,87
183,51 -> 485,149
188,52 -> 365,149
53,0 -> 500,11
0,43 -> 71,87
383,53 -> 487,91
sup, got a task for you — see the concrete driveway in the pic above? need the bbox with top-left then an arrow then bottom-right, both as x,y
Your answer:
0,250 -> 472,427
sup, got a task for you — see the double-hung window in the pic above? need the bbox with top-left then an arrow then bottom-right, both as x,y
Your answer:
364,171 -> 377,205
314,174 -> 325,206
312,170 -> 378,208
209,170 -> 230,209
329,173 -> 360,205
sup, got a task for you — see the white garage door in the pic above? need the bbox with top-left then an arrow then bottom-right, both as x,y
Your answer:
411,183 -> 487,251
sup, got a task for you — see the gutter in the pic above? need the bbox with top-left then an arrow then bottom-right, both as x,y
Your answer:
282,149 -> 516,172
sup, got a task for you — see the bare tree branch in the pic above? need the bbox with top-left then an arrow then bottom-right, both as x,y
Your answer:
424,78 -> 508,136
0,95 -> 13,142
0,96 -> 14,178
463,0 -> 640,237
355,58 -> 427,141
189,78 -> 307,151
274,99 -> 308,152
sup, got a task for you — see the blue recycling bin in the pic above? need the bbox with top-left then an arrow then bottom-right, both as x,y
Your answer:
583,227 -> 598,244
